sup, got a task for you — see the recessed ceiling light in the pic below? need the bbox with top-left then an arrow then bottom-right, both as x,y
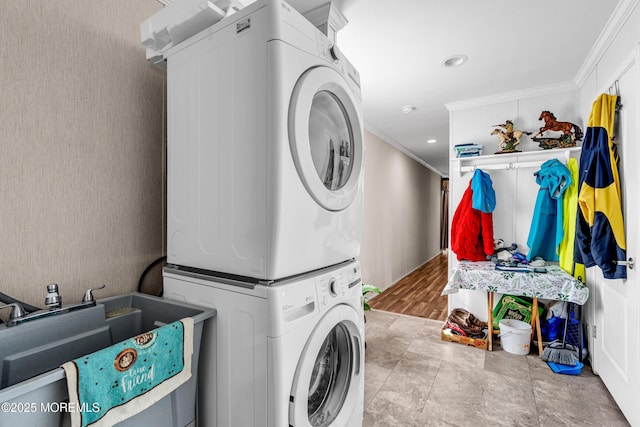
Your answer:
442,54 -> 468,68
402,105 -> 417,114
427,139 -> 437,144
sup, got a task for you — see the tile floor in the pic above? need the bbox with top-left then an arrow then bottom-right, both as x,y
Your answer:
363,309 -> 629,427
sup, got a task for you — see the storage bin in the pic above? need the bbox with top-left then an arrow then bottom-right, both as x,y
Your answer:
492,294 -> 543,330
0,293 -> 215,427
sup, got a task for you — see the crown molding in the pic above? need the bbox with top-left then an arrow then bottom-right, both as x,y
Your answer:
364,123 -> 445,177
444,81 -> 578,112
574,0 -> 640,87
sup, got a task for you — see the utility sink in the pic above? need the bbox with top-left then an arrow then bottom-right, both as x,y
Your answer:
0,293 -> 215,427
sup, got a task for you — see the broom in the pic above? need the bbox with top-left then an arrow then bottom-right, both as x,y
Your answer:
541,303 -> 579,366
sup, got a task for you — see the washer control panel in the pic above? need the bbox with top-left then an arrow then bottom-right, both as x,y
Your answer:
315,35 -> 361,91
316,262 -> 361,309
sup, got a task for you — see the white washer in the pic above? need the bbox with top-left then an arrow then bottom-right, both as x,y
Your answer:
163,260 -> 365,427
163,0 -> 364,281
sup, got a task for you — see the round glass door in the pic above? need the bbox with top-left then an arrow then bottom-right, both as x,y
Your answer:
308,91 -> 354,192
289,66 -> 363,212
289,305 -> 363,427
307,323 -> 353,426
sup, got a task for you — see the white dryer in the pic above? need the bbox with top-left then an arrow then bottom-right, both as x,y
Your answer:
163,260 -> 365,427
163,0 -> 364,280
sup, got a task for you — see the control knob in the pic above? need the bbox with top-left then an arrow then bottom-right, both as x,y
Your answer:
329,278 -> 345,296
329,45 -> 341,63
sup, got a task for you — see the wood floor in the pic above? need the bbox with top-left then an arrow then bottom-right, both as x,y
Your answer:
368,254 -> 448,321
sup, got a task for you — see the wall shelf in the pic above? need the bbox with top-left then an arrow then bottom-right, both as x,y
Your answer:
451,146 -> 582,176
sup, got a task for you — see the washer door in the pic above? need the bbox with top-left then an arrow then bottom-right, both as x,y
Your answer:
289,305 -> 363,427
289,66 -> 363,212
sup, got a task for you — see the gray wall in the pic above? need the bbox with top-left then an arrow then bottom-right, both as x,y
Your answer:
0,0 -> 165,307
360,130 -> 442,291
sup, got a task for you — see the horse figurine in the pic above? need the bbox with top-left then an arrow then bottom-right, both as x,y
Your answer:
534,111 -> 583,142
491,120 -> 532,152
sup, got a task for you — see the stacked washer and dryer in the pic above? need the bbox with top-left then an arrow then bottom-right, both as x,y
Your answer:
142,0 -> 365,426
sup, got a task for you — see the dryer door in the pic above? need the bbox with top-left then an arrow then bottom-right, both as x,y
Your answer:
289,66 -> 363,212
289,304 -> 363,427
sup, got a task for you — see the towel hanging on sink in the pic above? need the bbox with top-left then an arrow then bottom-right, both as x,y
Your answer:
61,317 -> 194,427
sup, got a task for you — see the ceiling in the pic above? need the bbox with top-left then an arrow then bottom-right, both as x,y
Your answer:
159,0 -> 622,176
321,0 -> 621,176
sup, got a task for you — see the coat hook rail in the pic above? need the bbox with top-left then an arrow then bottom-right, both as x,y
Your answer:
608,80 -> 623,111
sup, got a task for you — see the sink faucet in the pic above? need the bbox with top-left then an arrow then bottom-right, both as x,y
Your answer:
3,284 -> 106,327
44,284 -> 62,310
82,284 -> 106,303
0,303 -> 26,323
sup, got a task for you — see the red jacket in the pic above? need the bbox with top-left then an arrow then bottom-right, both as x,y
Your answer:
451,183 -> 494,261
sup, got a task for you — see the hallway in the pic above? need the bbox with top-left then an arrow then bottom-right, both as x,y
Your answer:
369,254 -> 448,321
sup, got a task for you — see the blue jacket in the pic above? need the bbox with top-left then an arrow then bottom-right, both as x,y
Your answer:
527,159 -> 572,261
471,169 -> 496,213
575,93 -> 626,279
